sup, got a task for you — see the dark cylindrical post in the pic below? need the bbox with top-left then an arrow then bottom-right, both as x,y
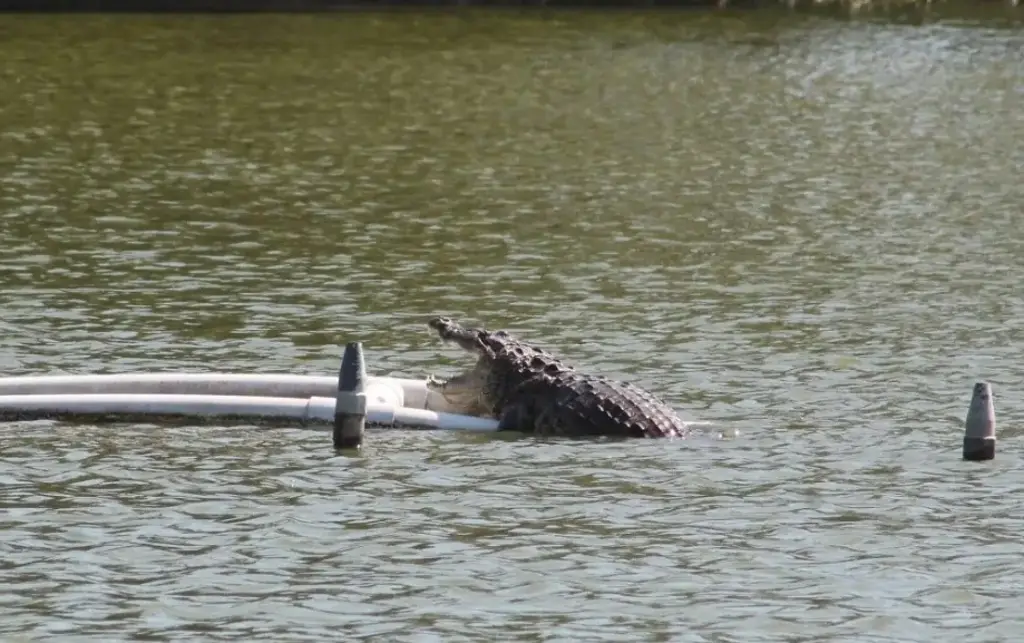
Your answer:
963,381 -> 995,462
334,342 -> 367,450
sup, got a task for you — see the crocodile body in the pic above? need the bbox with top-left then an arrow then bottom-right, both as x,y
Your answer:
425,317 -> 690,439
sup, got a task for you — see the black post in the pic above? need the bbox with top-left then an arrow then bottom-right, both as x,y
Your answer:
334,342 -> 367,450
962,381 -> 995,462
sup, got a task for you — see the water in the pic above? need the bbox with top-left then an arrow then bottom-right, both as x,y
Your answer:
1,9 -> 1023,641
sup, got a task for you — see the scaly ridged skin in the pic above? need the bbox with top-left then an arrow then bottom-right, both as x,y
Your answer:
426,317 -> 689,439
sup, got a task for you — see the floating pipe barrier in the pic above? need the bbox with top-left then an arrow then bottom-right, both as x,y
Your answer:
0,343 -> 501,450
0,392 -> 500,432
0,372 -> 455,412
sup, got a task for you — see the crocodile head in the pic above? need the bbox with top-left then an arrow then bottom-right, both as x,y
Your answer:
425,316 -> 573,417
426,316 -> 501,361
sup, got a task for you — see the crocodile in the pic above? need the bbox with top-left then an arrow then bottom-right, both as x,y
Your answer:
425,316 -> 690,439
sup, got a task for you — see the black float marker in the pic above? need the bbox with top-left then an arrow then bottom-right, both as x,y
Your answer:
962,381 -> 995,462
334,342 -> 367,450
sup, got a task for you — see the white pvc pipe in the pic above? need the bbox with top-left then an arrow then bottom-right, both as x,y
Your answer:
0,373 -> 463,413
0,393 -> 500,432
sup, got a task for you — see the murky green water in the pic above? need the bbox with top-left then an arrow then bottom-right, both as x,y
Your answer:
2,9 -> 1023,641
